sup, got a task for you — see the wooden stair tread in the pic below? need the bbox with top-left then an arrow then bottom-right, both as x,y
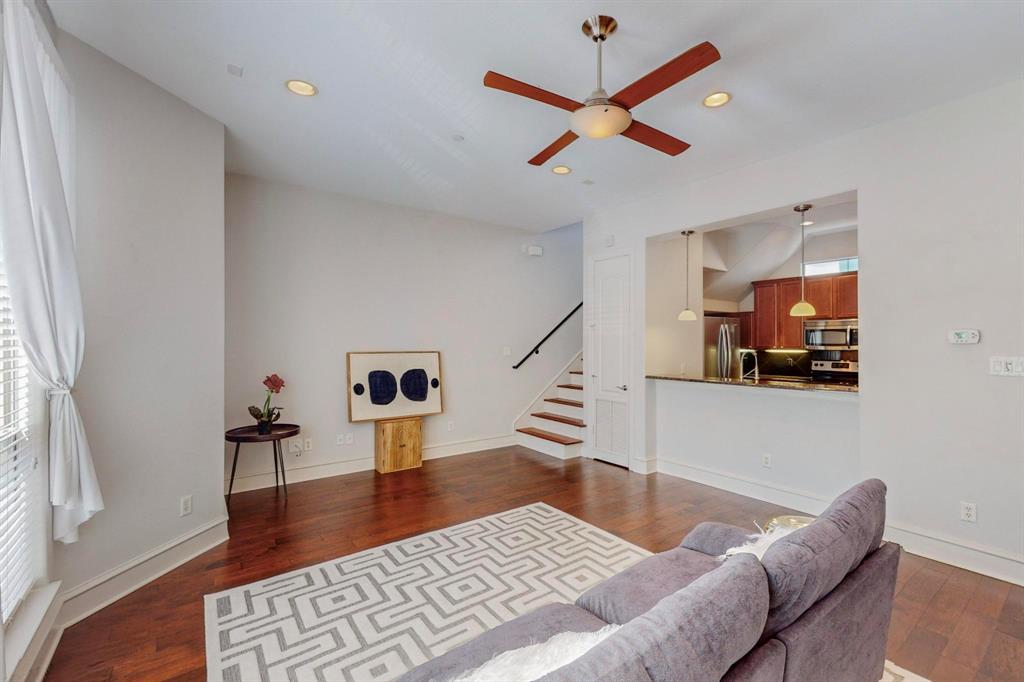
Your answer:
516,427 -> 583,445
532,412 -> 585,427
545,397 -> 583,408
557,384 -> 583,390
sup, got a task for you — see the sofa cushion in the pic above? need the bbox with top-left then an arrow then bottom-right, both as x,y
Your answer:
722,639 -> 786,682
575,547 -> 720,624
759,479 -> 887,638
541,554 -> 770,682
680,521 -> 756,557
395,602 -> 608,682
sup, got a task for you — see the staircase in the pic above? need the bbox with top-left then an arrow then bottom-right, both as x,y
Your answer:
515,355 -> 585,459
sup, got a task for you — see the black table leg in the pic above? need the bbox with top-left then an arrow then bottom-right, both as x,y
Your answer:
277,440 -> 288,496
273,441 -> 279,489
227,442 -> 240,502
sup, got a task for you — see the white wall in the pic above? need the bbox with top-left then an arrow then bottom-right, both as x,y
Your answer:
585,79 -> 1024,584
768,228 -> 858,280
655,382 -> 860,511
224,174 -> 582,490
645,234 -> 703,378
54,33 -> 227,594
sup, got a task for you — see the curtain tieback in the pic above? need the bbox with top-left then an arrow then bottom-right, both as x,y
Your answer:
47,387 -> 71,398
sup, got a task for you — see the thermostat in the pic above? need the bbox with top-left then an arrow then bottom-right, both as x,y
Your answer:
948,329 -> 980,345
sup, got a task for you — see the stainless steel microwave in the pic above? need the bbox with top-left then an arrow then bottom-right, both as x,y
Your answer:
804,319 -> 858,350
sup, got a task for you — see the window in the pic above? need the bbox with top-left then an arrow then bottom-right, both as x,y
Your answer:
803,257 -> 858,277
0,242 -> 36,624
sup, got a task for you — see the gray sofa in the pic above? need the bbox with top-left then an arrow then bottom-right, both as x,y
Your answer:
399,479 -> 899,682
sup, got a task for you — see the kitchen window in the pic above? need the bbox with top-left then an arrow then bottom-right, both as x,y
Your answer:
803,257 -> 858,277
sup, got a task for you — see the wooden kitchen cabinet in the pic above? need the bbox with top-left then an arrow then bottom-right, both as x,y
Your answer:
753,282 -> 778,349
777,279 -> 805,348
375,416 -> 422,473
834,273 -> 858,318
738,311 -> 754,348
805,276 -> 835,319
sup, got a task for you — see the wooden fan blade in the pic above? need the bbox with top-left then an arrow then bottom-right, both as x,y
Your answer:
528,131 -> 579,166
620,121 -> 690,156
484,71 -> 582,113
611,41 -> 720,110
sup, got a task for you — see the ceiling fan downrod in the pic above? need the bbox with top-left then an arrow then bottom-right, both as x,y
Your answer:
582,15 -> 618,103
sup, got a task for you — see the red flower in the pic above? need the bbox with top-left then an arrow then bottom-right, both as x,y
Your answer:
263,374 -> 285,393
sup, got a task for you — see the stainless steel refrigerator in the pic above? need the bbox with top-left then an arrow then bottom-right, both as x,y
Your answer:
704,316 -> 741,379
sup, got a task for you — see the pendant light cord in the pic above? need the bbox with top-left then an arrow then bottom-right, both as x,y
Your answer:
800,209 -> 807,300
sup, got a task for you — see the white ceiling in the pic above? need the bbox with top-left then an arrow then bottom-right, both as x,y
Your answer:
50,1 -> 1023,232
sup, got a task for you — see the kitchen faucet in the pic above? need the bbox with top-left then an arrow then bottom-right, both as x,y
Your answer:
738,349 -> 759,382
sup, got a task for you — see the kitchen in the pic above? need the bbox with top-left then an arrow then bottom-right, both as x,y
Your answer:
645,194 -> 859,393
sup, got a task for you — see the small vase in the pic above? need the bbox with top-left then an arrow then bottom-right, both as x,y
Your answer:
257,420 -> 272,435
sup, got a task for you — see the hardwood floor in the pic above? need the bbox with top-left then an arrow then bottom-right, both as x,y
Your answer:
47,446 -> 1024,681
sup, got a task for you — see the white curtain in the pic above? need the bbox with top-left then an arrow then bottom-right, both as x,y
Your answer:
0,0 -> 103,543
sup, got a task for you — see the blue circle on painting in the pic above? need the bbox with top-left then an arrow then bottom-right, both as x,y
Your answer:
368,370 -> 397,405
401,369 -> 429,402
353,383 -> 365,396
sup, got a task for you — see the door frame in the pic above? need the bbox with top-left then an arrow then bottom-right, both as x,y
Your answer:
584,248 -> 633,467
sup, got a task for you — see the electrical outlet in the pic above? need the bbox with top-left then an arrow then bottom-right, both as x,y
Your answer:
179,495 -> 192,517
960,502 -> 977,523
303,438 -> 313,451
447,421 -> 455,432
345,433 -> 354,444
289,440 -> 302,454
761,454 -> 772,469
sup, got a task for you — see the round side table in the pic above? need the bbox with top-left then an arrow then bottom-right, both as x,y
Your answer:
224,423 -> 300,502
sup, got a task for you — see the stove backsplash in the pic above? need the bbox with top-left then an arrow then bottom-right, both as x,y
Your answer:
756,349 -> 812,379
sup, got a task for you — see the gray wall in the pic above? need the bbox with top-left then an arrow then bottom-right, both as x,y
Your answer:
55,32 -> 226,592
224,174 -> 583,490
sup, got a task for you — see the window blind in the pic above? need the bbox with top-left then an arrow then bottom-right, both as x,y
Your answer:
0,244 -> 36,624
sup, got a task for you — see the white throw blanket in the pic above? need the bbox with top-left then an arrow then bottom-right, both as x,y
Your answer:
722,526 -> 797,560
453,624 -> 621,682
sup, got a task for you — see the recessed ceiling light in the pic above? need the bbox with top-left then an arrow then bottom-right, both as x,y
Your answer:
800,220 -> 814,226
702,91 -> 731,108
552,165 -> 572,175
285,79 -> 318,96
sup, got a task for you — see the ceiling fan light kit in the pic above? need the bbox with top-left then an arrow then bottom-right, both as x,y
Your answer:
483,16 -> 720,165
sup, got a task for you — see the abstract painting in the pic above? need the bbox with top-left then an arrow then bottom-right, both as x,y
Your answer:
346,351 -> 443,422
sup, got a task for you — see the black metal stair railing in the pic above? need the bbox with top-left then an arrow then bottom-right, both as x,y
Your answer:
512,302 -> 583,369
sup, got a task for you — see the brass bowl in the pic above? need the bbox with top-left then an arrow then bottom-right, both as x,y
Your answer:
765,515 -> 816,532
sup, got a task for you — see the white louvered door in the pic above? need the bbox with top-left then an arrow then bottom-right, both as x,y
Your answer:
590,254 -> 630,467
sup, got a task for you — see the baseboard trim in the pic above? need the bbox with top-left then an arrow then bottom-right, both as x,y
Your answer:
58,516 -> 230,628
225,434 -> 519,494
885,523 -> 1024,586
657,459 -> 830,514
656,458 -> 1024,586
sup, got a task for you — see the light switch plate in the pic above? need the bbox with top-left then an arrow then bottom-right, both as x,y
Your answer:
990,356 -> 1024,376
948,329 -> 980,344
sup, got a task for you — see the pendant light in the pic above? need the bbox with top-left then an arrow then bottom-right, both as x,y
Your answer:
678,230 -> 697,321
789,204 -> 817,317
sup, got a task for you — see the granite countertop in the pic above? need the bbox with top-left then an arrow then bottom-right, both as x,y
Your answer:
645,374 -> 859,394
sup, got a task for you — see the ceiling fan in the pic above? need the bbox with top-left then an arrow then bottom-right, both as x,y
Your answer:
483,15 -> 720,166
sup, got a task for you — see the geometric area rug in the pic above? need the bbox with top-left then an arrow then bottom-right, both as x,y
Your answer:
204,503 -> 652,681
